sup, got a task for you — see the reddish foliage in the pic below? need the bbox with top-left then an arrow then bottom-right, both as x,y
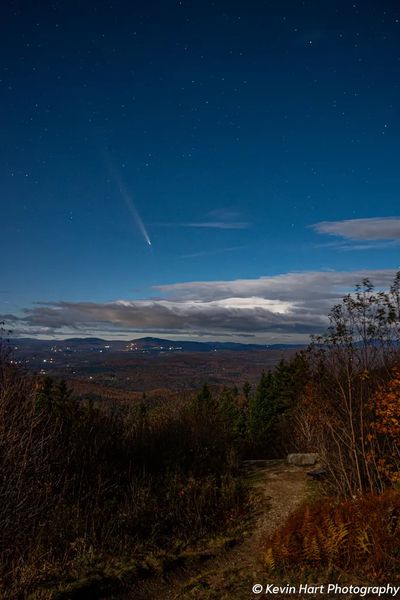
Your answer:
263,490 -> 400,580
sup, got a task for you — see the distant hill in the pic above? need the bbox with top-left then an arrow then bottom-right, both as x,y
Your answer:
64,337 -> 106,345
10,336 -> 304,354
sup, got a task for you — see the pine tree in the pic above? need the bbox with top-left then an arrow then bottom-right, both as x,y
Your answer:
218,387 -> 246,446
243,381 -> 252,401
248,371 -> 277,452
194,383 -> 215,412
273,353 -> 310,413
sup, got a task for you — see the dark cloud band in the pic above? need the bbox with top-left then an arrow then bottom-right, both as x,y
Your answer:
2,269 -> 396,341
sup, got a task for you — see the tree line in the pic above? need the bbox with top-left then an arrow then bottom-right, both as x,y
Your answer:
2,272 -> 400,594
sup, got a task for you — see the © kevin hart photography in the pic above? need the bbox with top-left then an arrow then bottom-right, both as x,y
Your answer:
1,1 -> 400,598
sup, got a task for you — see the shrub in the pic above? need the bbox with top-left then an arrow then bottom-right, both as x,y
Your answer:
289,274 -> 400,496
262,490 -> 400,580
0,360 -> 245,597
367,367 -> 400,484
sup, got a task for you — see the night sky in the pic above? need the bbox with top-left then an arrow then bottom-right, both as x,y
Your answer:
2,1 -> 400,342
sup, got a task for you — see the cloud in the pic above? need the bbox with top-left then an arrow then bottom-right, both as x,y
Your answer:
186,221 -> 249,229
2,269 -> 397,342
153,208 -> 249,230
180,245 -> 247,259
155,269 -> 396,302
315,240 -> 400,252
153,221 -> 249,230
312,217 -> 400,241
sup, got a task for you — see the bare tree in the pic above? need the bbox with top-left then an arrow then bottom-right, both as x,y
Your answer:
295,273 -> 400,496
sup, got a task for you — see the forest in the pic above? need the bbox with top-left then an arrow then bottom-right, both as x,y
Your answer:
2,273 -> 400,598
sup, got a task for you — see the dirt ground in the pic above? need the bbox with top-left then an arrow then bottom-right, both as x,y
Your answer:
125,459 -> 309,600
117,459 -> 397,600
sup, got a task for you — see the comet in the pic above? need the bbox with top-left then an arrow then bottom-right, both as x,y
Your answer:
102,149 -> 152,247
115,175 -> 152,247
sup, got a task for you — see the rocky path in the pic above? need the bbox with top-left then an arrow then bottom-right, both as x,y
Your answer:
128,459 -> 309,600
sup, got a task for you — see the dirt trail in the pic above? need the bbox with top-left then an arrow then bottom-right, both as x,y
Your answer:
129,459 -> 309,600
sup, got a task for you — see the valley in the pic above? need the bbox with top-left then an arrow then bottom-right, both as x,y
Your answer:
9,337 -> 300,402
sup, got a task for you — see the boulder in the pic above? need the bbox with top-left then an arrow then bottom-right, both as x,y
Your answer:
287,453 -> 318,466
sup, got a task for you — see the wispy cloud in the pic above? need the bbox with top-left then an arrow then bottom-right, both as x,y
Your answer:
316,240 -> 400,252
153,208 -> 250,230
3,269 -> 397,342
312,217 -> 400,241
153,221 -> 249,230
180,245 -> 247,259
